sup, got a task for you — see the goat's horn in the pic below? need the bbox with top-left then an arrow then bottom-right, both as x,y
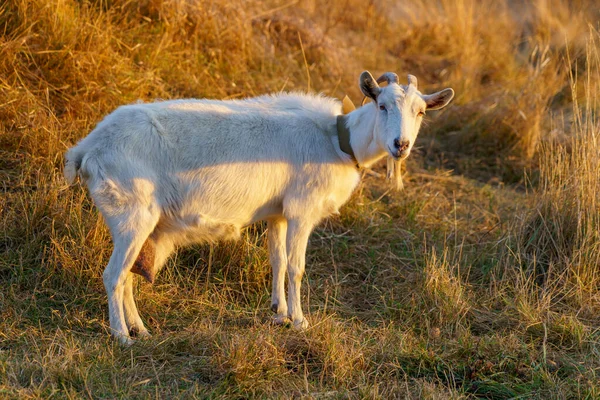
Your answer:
376,72 -> 399,85
407,74 -> 418,88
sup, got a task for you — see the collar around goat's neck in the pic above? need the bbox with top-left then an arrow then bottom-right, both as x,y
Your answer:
336,114 -> 359,167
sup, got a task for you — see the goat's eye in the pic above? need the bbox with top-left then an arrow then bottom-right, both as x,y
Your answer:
379,104 -> 386,111
417,111 -> 425,117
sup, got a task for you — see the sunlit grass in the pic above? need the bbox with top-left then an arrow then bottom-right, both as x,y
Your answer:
1,0 -> 599,397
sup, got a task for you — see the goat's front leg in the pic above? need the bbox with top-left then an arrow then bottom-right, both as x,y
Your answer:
286,218 -> 313,329
268,218 -> 289,324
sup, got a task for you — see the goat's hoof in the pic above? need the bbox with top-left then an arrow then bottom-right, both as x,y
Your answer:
272,315 -> 291,326
130,327 -> 151,339
292,318 -> 309,330
117,335 -> 135,347
137,330 -> 151,339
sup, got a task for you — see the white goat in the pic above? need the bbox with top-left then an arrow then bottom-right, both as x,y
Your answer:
64,71 -> 454,344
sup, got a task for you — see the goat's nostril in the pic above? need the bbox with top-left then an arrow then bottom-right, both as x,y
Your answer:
394,139 -> 410,152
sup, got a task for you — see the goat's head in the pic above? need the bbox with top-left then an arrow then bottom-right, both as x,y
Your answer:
359,71 -> 454,160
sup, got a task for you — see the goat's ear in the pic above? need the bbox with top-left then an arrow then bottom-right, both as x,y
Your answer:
422,88 -> 455,110
359,71 -> 381,102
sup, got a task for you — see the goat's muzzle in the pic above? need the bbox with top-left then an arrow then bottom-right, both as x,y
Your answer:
393,138 -> 410,157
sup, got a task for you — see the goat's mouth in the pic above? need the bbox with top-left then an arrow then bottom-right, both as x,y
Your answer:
387,146 -> 409,160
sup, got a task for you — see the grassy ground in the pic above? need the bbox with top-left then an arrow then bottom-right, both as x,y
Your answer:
1,0 -> 600,398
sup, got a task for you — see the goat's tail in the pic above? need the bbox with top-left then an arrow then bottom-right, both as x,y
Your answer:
64,146 -> 85,185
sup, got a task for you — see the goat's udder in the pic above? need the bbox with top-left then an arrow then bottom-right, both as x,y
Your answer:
131,238 -> 156,284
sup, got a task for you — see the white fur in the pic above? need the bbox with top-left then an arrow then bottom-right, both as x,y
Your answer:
64,71 -> 453,344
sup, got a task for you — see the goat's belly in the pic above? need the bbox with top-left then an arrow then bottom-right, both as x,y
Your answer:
157,213 -> 242,246
157,200 -> 283,247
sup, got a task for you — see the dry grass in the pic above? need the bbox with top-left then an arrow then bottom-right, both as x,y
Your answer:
1,0 -> 600,398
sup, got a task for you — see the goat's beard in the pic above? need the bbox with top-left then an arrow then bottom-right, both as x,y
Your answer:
386,156 -> 404,191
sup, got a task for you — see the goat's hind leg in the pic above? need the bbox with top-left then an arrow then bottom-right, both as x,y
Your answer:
123,274 -> 150,338
123,233 -> 175,338
124,235 -> 156,338
102,208 -> 159,345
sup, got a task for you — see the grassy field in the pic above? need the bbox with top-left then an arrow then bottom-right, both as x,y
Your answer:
1,0 -> 600,398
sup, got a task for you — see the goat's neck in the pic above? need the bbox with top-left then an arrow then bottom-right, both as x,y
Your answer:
345,103 -> 387,168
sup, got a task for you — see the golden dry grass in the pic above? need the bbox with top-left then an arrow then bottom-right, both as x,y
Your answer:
1,0 -> 600,398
